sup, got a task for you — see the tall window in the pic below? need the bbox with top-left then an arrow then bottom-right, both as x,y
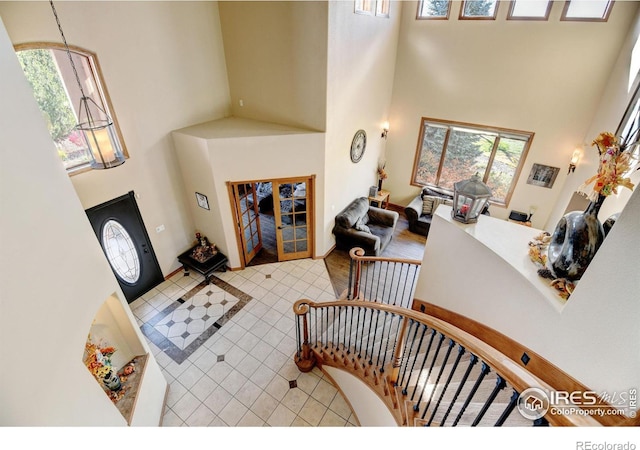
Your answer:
412,118 -> 533,205
617,84 -> 640,176
15,43 -> 127,173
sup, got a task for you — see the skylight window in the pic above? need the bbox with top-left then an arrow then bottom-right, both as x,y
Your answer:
508,0 -> 552,20
561,0 -> 613,21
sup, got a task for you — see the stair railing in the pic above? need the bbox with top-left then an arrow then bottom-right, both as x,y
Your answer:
293,298 -> 600,427
347,247 -> 422,308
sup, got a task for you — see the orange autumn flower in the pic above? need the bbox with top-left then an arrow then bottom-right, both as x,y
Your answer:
592,132 -> 617,154
580,132 -> 635,201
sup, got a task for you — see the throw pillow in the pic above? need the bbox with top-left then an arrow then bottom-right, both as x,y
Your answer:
354,217 -> 371,233
422,195 -> 441,215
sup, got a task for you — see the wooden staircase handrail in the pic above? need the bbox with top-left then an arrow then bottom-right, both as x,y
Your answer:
293,298 -> 602,427
349,247 -> 423,266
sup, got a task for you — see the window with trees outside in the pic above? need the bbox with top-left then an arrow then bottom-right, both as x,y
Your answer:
15,43 -> 127,173
412,118 -> 533,205
459,0 -> 499,19
417,0 -> 451,19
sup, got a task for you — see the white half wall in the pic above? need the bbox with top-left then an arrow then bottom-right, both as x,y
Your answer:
414,199 -> 640,395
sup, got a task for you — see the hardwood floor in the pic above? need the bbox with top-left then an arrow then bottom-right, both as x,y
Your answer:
323,208 -> 427,297
248,205 -> 427,298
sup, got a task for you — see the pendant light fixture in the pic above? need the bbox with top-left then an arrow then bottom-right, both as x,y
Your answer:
49,0 -> 125,169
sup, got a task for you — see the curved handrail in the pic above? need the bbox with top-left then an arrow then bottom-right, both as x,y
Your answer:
349,247 -> 423,266
293,298 -> 601,427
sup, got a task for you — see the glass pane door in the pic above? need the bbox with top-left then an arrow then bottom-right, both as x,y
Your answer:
232,183 -> 262,265
273,178 -> 311,261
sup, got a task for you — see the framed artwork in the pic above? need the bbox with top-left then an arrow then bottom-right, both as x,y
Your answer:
527,163 -> 560,189
195,192 -> 209,210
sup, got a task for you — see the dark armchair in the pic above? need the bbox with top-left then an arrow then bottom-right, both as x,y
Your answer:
405,187 -> 489,237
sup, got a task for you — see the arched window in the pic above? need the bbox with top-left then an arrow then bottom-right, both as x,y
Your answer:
15,43 -> 127,173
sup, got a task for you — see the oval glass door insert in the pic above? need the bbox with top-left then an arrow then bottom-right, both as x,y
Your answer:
102,219 -> 140,284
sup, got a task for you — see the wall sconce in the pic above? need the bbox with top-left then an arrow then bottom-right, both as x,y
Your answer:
568,148 -> 581,174
381,121 -> 389,139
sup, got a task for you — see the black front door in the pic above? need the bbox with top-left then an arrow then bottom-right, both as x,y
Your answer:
86,191 -> 164,303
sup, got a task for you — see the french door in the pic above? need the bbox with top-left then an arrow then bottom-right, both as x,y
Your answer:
85,191 -> 164,303
229,176 -> 313,266
230,182 -> 263,265
272,176 -> 313,261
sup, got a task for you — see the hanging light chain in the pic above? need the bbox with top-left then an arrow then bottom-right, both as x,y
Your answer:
49,0 -> 87,100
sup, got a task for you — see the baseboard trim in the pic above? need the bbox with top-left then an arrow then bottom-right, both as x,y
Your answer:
318,244 -> 336,259
164,266 -> 183,280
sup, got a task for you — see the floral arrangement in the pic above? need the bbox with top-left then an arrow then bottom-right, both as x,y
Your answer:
579,131 -> 636,201
84,336 -> 116,381
377,162 -> 388,180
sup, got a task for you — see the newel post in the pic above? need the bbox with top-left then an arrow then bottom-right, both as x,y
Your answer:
349,247 -> 365,300
293,300 -> 315,373
389,315 -> 409,385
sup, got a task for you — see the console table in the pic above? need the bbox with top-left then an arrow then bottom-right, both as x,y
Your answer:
177,245 -> 228,284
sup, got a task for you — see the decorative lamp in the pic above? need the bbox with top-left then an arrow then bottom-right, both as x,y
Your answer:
381,121 -> 389,139
49,0 -> 125,169
568,148 -> 581,174
451,173 -> 492,224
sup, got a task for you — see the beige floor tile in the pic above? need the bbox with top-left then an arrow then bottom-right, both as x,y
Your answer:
251,391 -> 279,421
297,396 -> 327,426
266,403 -> 297,426
281,387 -> 310,414
185,403 -> 217,427
218,398 -> 248,426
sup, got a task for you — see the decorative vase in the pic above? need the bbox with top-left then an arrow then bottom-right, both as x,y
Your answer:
103,368 -> 122,391
377,178 -> 383,193
547,194 -> 606,281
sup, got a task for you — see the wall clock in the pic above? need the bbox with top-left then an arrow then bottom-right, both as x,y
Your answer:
350,129 -> 367,163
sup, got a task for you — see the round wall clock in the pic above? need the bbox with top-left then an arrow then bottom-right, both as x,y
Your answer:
350,129 -> 367,163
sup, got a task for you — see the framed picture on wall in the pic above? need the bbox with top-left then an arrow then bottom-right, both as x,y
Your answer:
527,163 -> 560,189
195,192 -> 209,210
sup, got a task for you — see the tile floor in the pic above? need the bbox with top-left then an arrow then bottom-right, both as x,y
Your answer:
129,258 -> 358,427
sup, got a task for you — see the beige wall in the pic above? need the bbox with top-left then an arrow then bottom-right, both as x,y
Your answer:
548,8 -> 640,231
385,0 -> 639,229
324,0 -> 401,248
172,117 -> 325,268
219,1 -> 328,131
0,17 -> 166,425
0,1 -> 232,275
